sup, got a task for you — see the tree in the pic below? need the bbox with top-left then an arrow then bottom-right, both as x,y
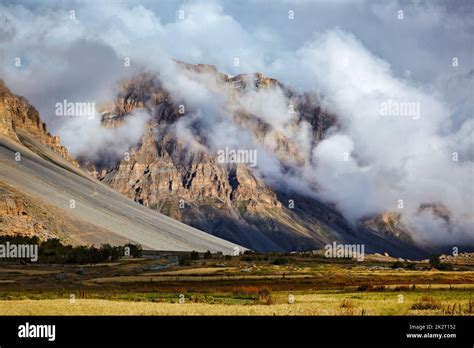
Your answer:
179,254 -> 191,266
124,243 -> 143,258
271,257 -> 289,265
429,254 -> 453,271
429,255 -> 441,269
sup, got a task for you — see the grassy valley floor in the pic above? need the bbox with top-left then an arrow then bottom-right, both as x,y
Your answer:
0,253 -> 473,315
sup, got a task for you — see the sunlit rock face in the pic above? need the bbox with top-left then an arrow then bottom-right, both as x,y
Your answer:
78,64 -> 420,255
0,80 -> 77,164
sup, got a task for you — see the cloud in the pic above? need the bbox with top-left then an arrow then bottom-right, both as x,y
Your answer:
158,26 -> 474,247
239,86 -> 293,130
58,108 -> 151,162
295,30 -> 473,246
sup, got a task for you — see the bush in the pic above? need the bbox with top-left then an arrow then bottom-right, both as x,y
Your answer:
429,255 -> 442,269
178,254 -> 191,266
411,296 -> 442,310
357,284 -> 373,292
429,254 -> 453,271
190,250 -> 200,260
257,287 -> 272,305
392,261 -> 404,269
392,261 -> 417,270
438,263 -> 453,271
124,243 -> 143,258
271,257 -> 289,265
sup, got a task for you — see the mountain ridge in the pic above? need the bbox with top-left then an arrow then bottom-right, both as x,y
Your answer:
79,64 -> 429,258
0,79 -> 243,254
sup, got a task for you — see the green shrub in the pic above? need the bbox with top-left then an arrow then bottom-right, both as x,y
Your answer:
429,254 -> 453,271
124,243 -> 143,258
392,261 -> 417,270
392,261 -> 404,269
178,254 -> 191,266
429,255 -> 442,269
357,284 -> 373,292
271,257 -> 289,265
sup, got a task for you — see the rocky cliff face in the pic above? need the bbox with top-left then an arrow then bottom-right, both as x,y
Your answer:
0,78 -> 241,252
0,80 -> 77,164
0,69 -> 424,256
0,182 -> 97,244
0,80 -> 84,242
362,212 -> 412,242
0,182 -> 55,240
79,65 -> 418,254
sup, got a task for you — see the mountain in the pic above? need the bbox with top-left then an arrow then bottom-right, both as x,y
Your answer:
0,80 -> 242,254
80,64 -> 428,258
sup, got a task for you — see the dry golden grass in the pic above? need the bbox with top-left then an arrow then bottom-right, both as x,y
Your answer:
0,298 -> 364,315
0,290 -> 472,316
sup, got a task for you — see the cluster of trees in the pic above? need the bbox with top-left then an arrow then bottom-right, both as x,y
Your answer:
391,260 -> 417,270
0,236 -> 142,264
429,254 -> 453,271
177,250 -> 292,266
178,250 -> 200,266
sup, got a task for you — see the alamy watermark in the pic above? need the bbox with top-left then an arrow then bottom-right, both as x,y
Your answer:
324,242 -> 365,261
18,322 -> 55,341
380,99 -> 420,120
55,99 -> 96,120
217,147 -> 257,168
0,242 -> 38,262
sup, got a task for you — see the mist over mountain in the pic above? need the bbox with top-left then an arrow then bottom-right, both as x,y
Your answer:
0,0 -> 473,255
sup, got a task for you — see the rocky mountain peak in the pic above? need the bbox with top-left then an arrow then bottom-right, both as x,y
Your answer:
76,64 -> 422,256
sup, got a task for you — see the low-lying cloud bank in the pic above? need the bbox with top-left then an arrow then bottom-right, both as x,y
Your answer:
0,1 -> 472,247
295,30 -> 473,246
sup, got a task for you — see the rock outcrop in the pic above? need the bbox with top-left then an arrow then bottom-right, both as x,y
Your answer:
0,182 -> 84,244
0,80 -> 77,164
0,80 -> 243,252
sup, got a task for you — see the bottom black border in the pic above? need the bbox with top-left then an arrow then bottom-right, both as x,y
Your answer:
0,316 -> 472,346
